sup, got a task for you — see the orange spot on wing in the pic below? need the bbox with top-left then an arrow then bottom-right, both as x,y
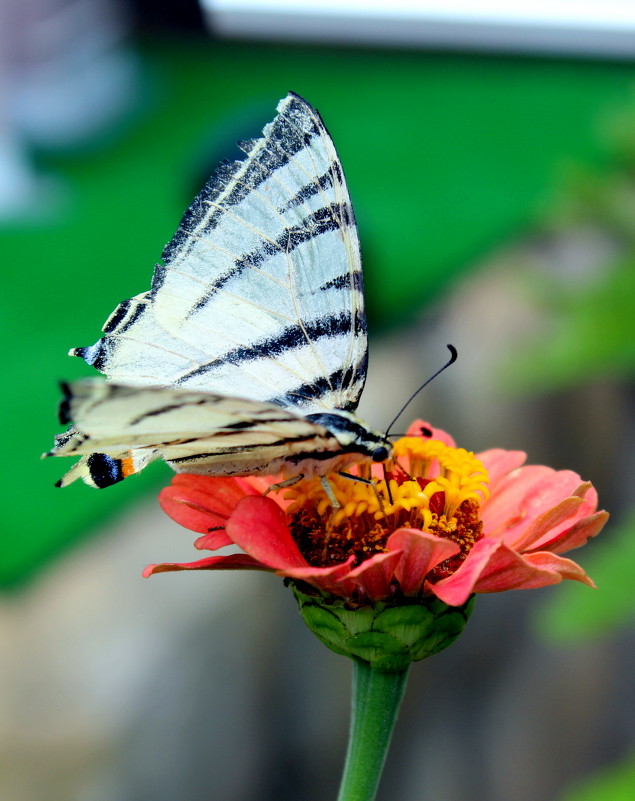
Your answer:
121,456 -> 136,478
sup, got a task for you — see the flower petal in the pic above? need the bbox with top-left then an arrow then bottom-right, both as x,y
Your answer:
478,465 -> 551,537
226,496 -> 308,569
480,467 -> 591,547
523,483 -> 602,552
194,530 -> 233,551
429,536 -> 594,606
406,419 -> 456,448
511,495 -> 588,552
477,448 -> 526,488
159,475 -> 261,539
539,510 -> 609,555
143,553 -> 269,577
388,528 -> 460,596
426,538 -> 502,605
173,474 -> 262,508
521,551 -> 595,587
281,556 -> 357,597
346,551 -> 404,600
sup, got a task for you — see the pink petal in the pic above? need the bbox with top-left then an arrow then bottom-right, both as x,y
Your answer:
387,528 -> 460,596
194,530 -> 233,551
478,465 -> 552,537
281,556 -> 358,597
346,551 -> 404,600
405,419 -> 456,448
226,496 -> 308,570
143,553 -> 269,577
511,495 -> 587,552
524,483 -> 600,552
159,486 -> 231,540
429,536 -> 594,606
158,475 -> 261,537
480,467 -> 588,546
477,448 -> 526,489
427,538 -> 504,605
172,474 -> 262,508
467,544 -> 593,593
522,551 -> 595,587
539,510 -> 609,555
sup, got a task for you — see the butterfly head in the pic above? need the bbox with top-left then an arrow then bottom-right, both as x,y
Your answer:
370,443 -> 391,462
304,411 -> 393,465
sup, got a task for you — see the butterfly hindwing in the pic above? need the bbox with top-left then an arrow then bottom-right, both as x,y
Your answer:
74,93 -> 367,413
51,380 -> 341,487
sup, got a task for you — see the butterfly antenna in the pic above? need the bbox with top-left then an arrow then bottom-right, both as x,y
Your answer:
384,344 -> 457,437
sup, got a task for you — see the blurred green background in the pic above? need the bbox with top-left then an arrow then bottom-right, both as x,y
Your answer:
4,37 -> 635,587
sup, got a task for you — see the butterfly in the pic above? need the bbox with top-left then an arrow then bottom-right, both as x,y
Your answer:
47,93 -> 393,489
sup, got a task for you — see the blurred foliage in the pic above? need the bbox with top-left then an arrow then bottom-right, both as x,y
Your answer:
498,101 -> 635,643
509,105 -> 635,801
560,751 -> 635,801
535,509 -> 635,643
509,109 -> 635,801
502,102 -> 635,394
502,261 -> 635,393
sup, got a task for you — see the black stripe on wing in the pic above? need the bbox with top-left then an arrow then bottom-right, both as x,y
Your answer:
317,270 -> 364,294
175,310 -> 365,385
167,431 -> 320,463
264,355 -> 368,412
102,298 -> 147,335
72,297 -> 150,369
175,202 -> 354,316
163,95 -> 321,265
277,162 -> 341,213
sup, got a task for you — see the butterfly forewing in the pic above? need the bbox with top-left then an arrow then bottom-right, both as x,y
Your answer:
77,94 -> 366,413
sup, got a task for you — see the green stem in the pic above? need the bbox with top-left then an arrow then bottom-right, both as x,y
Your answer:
336,659 -> 410,801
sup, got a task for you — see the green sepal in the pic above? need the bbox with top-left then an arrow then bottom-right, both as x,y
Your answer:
291,584 -> 475,672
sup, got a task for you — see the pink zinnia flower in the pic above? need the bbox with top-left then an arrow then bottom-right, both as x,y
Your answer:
144,421 -> 608,607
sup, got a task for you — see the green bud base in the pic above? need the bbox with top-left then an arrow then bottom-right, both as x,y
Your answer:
291,585 -> 475,672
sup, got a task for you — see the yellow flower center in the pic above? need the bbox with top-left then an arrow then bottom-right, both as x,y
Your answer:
282,435 -> 489,580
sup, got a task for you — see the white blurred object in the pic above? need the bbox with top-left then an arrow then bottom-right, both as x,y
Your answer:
205,0 -> 635,57
0,0 -> 137,219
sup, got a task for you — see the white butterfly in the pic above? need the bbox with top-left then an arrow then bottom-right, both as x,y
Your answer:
47,93 -> 393,488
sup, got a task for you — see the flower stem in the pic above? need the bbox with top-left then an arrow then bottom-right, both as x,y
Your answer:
336,659 -> 410,801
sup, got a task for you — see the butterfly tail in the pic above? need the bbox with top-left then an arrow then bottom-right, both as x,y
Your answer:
48,450 -> 157,488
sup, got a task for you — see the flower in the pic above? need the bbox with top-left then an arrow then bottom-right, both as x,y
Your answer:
144,421 -> 608,609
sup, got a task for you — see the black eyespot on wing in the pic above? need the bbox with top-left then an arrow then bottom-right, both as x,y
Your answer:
87,454 -> 125,488
420,426 -> 433,438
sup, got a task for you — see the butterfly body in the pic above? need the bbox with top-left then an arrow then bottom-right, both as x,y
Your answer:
48,93 -> 392,488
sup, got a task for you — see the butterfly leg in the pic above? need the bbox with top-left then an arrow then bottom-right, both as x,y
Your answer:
265,474 -> 342,509
392,456 -> 413,481
264,474 -> 305,495
337,471 -> 388,515
381,463 -> 394,505
338,471 -> 373,484
320,476 -> 341,509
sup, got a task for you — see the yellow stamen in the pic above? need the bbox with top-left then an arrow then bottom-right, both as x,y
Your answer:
280,436 -> 489,573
